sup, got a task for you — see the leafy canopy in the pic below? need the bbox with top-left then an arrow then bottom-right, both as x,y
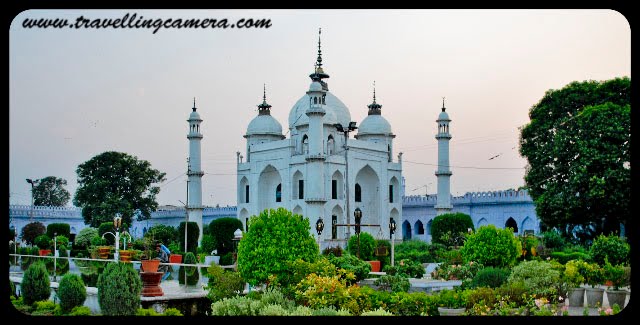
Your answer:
73,151 -> 166,227
32,176 -> 71,206
519,77 -> 630,241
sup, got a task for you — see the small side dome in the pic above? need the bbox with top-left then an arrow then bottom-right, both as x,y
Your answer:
189,110 -> 201,120
438,110 -> 450,121
358,115 -> 392,136
246,115 -> 283,136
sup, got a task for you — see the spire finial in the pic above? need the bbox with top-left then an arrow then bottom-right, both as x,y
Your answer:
316,28 -> 322,68
442,97 -> 446,112
257,83 -> 272,114
263,83 -> 267,103
373,80 -> 377,104
193,97 -> 197,112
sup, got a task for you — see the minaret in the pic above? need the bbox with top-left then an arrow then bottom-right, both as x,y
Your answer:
306,28 -> 328,245
435,98 -> 452,215
187,98 -> 204,244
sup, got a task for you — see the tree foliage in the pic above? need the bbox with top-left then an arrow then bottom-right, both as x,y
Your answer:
519,77 -> 630,240
460,225 -> 522,268
430,212 -> 474,246
32,176 -> 71,207
178,221 -> 199,255
74,227 -> 99,249
21,261 -> 51,305
73,151 -> 166,227
20,222 -> 46,246
97,262 -> 142,316
237,208 -> 319,286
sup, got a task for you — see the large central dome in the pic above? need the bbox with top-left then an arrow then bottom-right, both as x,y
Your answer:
288,91 -> 351,129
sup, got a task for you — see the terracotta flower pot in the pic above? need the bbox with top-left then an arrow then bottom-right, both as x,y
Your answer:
39,249 -> 52,256
169,254 -> 183,264
97,246 -> 111,259
119,250 -> 133,262
141,259 -> 160,273
368,260 -> 381,272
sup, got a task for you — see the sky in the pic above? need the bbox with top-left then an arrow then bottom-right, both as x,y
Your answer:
9,9 -> 631,208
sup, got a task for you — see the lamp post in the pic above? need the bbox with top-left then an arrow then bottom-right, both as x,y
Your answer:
53,232 -> 57,281
389,217 -> 396,266
315,217 -> 324,250
26,178 -> 40,222
232,228 -> 243,271
354,208 -> 362,258
334,122 -> 357,241
113,214 -> 122,262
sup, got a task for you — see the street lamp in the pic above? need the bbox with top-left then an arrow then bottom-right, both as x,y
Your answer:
354,208 -> 362,258
389,217 -> 397,266
113,214 -> 122,261
232,228 -> 243,271
334,122 -> 357,240
315,218 -> 324,250
26,178 -> 40,222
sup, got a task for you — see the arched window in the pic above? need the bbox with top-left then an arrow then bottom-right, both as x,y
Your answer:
314,97 -> 318,104
276,184 -> 282,202
332,215 -> 337,239
327,135 -> 335,155
355,184 -> 362,202
302,134 -> 309,154
505,217 -> 518,233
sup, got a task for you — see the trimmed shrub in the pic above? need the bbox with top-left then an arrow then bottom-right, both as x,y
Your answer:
374,274 -> 411,293
237,208 -> 318,286
210,296 -> 262,316
178,221 -> 199,255
470,267 -> 510,289
68,306 -> 92,316
97,262 -> 142,316
57,273 -> 86,313
540,229 -> 566,251
34,234 -> 52,250
322,245 -> 343,257
386,291 -> 437,316
346,232 -> 376,261
430,212 -> 474,246
53,235 -> 70,248
144,224 -> 178,248
208,217 -> 244,256
98,222 -> 117,245
461,225 -> 522,268
383,259 -> 425,278
327,254 -> 372,283
288,305 -> 313,316
259,287 -> 295,311
46,223 -> 71,239
21,222 -> 46,246
271,257 -> 339,297
361,307 -> 394,316
550,251 -> 590,264
178,252 -> 199,285
589,234 -> 630,266
200,234 -> 216,255
21,261 -> 51,305
507,260 -> 562,300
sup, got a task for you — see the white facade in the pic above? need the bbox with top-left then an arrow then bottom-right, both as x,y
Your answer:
236,33 -> 403,248
187,99 -> 204,244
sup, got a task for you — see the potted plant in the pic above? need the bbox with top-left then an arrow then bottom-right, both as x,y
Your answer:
35,234 -> 52,256
564,259 -> 586,307
603,259 -> 629,309
581,262 -> 605,308
168,242 -> 183,264
437,289 -> 468,316
140,237 -> 160,273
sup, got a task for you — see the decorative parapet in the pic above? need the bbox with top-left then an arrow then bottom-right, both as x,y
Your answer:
402,190 -> 532,206
9,205 -> 238,220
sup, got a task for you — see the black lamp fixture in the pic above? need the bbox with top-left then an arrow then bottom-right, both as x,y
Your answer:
315,218 -> 325,236
354,208 -> 362,235
389,217 -> 396,235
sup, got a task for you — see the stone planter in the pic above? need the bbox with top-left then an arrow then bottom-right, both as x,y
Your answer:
606,290 -> 628,309
438,307 -> 466,316
140,272 -> 164,297
568,287 -> 585,307
585,287 -> 604,308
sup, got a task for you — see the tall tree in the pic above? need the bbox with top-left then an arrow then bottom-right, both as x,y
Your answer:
73,151 -> 166,227
32,176 -> 71,206
519,77 -> 630,241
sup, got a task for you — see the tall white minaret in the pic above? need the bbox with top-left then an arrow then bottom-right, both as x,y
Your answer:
435,98 -> 452,215
187,98 -> 204,244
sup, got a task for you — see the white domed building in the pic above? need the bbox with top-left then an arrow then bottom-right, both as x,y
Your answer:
237,32 -> 403,248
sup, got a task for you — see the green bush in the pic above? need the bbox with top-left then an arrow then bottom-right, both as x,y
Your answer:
436,288 -> 469,309
237,208 -> 318,286
383,259 -> 425,278
53,235 -> 70,248
98,222 -> 117,245
200,234 -> 216,255
361,307 -> 394,316
219,252 -> 234,266
97,262 -> 142,316
430,212 -> 474,246
374,274 -> 411,293
460,225 -> 522,268
270,257 -> 339,297
550,251 -> 591,264
10,280 -> 16,298
21,222 -> 46,246
470,267 -> 510,289
589,234 -> 630,266
57,273 -> 86,313
327,254 -> 372,283
178,221 -> 199,255
322,245 -> 343,257
90,235 -> 106,247
210,296 -> 262,316
205,264 -> 245,302
68,306 -> 92,316
178,252 -> 199,285
21,261 -> 51,305
507,260 -> 562,300
386,291 -> 437,316
311,306 -> 352,316
346,232 -> 376,261
46,223 -> 71,239
259,287 -> 295,311
34,234 -> 52,250
466,286 -> 498,308
209,217 -> 244,256
144,224 -> 178,248
540,229 -> 566,251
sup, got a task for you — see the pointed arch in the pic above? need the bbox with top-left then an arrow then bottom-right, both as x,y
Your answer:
258,165 -> 283,212
402,220 -> 412,240
327,135 -> 335,155
292,170 -> 304,200
390,208 -> 400,239
331,170 -> 344,200
355,165 -> 380,224
521,217 -> 534,235
477,218 -> 488,229
505,217 -> 518,233
331,205 -> 344,240
426,219 -> 433,235
239,176 -> 250,203
276,183 -> 282,202
414,220 -> 424,235
389,176 -> 400,204
302,134 -> 309,154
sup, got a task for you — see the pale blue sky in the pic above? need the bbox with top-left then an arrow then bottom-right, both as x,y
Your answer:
9,9 -> 630,207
